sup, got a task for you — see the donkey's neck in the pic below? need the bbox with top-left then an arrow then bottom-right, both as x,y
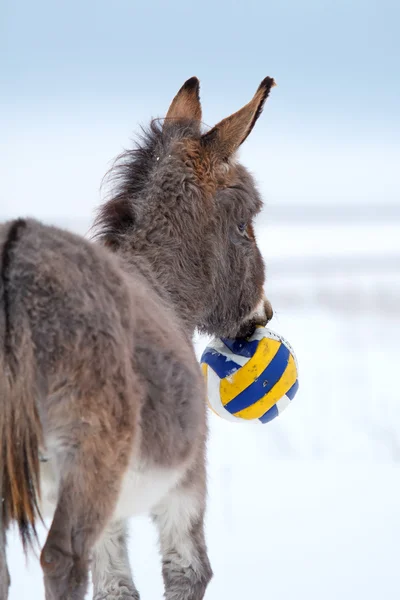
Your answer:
119,247 -> 207,337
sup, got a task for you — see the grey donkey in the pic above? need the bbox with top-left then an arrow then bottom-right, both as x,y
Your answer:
0,76 -> 275,600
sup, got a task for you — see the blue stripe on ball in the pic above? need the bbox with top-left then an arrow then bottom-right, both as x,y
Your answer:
259,404 -> 279,423
224,344 -> 290,415
200,349 -> 242,379
220,338 -> 259,358
286,379 -> 299,400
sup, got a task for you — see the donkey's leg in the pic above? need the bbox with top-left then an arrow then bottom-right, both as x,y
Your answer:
92,519 -> 140,600
152,465 -> 213,600
40,405 -> 134,600
0,523 -> 10,600
40,450 -> 129,600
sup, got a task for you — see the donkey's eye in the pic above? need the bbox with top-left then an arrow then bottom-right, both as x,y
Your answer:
238,222 -> 247,234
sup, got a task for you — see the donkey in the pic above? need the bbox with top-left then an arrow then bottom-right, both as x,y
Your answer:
0,76 -> 275,600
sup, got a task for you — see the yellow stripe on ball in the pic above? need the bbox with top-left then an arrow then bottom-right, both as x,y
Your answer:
220,337 -> 281,406
234,353 -> 297,420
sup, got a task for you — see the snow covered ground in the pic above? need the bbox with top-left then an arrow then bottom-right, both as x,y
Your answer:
6,221 -> 400,599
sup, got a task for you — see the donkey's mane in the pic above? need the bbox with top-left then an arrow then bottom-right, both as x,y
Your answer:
93,119 -> 198,249
93,120 -> 163,248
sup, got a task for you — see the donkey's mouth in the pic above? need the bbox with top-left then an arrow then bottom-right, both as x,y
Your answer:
235,296 -> 273,339
250,295 -> 273,326
261,297 -> 274,323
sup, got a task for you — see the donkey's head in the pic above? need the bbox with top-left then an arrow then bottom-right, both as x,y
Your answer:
95,77 -> 275,338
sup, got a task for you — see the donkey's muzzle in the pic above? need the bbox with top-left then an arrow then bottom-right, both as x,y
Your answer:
251,295 -> 273,326
264,298 -> 274,323
235,295 -> 273,339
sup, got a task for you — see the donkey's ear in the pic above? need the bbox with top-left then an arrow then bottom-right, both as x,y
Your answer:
164,77 -> 202,125
202,77 -> 275,159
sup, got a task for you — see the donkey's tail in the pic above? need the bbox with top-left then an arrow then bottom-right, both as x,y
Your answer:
0,219 -> 43,551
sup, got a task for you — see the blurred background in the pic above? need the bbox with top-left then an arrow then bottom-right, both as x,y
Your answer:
2,0 -> 400,598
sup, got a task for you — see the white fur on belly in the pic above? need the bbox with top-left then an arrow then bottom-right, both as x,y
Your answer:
39,459 -> 182,520
115,465 -> 183,519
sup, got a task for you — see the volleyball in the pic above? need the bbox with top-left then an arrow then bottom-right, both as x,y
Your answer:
200,326 -> 299,424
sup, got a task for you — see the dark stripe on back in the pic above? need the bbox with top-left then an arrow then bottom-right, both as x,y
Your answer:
1,219 -> 27,360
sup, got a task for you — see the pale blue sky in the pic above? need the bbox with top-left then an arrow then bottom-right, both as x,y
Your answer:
2,0 -> 399,220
